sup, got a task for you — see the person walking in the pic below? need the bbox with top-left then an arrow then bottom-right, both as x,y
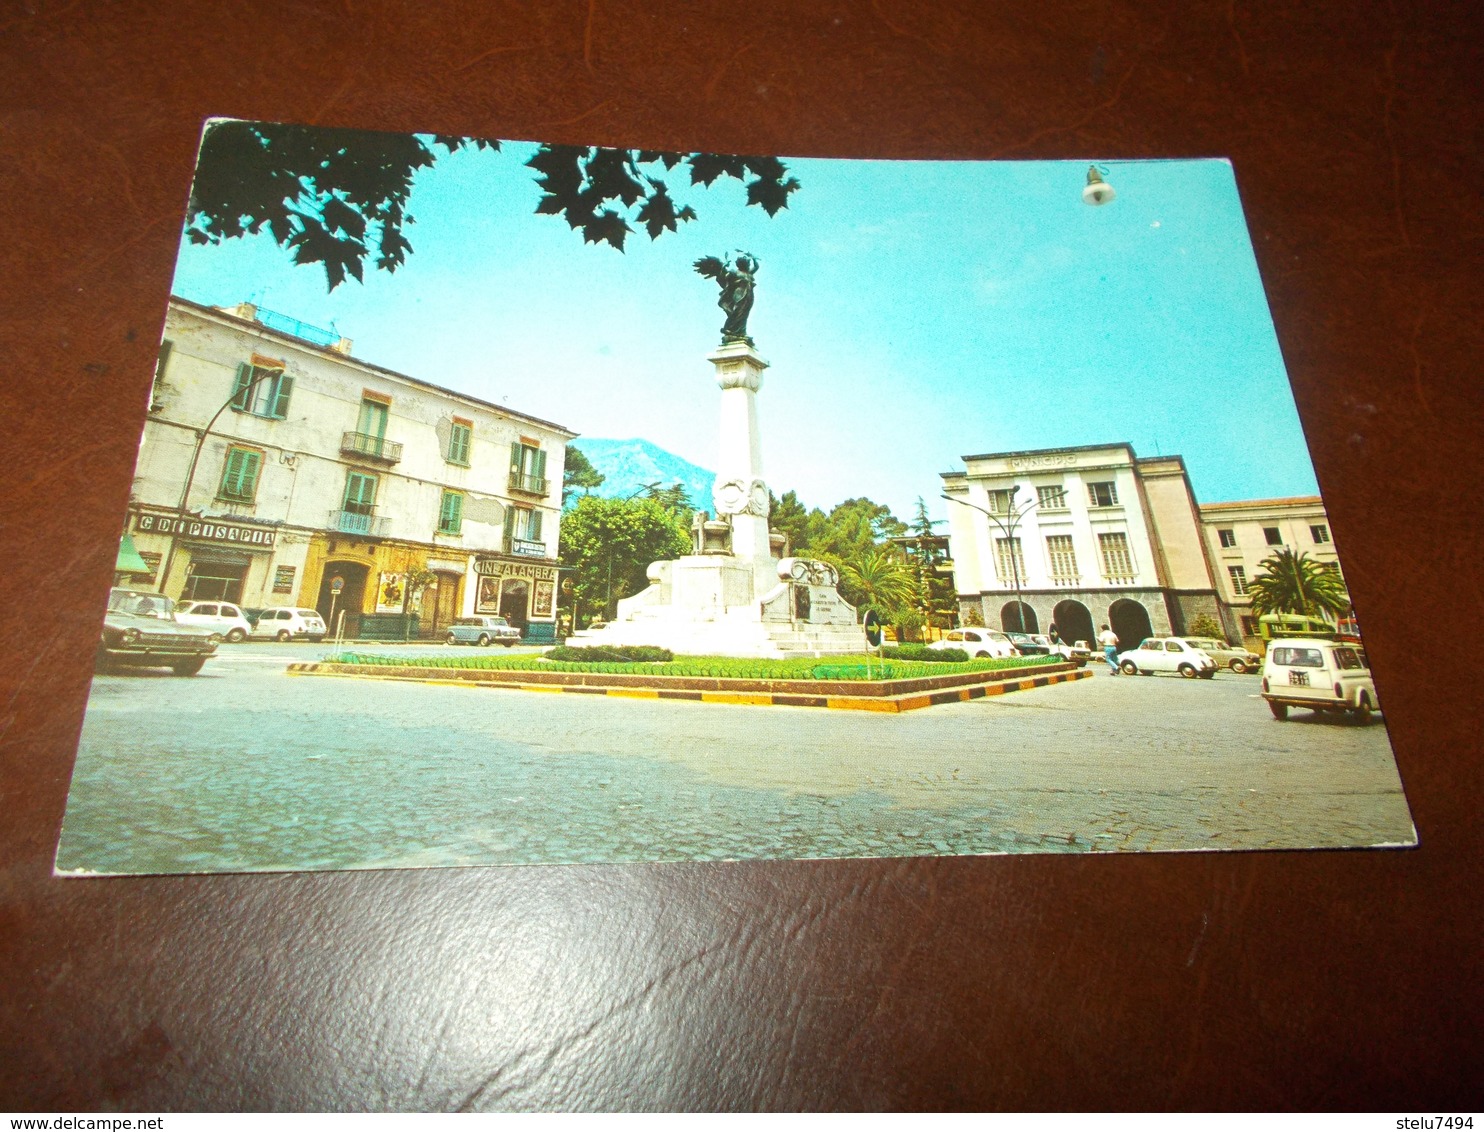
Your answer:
1098,624 -> 1121,674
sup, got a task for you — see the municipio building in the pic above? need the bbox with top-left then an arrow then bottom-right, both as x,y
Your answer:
942,443 -> 1226,650
123,298 -> 574,642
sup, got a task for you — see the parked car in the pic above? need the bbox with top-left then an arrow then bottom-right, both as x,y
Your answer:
1034,635 -> 1090,665
1261,638 -> 1379,723
1117,637 -> 1218,679
1177,636 -> 1263,674
97,587 -> 220,676
446,615 -> 522,647
175,600 -> 254,643
252,607 -> 328,642
1006,631 -> 1052,656
928,628 -> 1016,659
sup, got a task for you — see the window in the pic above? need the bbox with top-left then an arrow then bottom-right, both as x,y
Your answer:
1098,532 -> 1134,577
1045,534 -> 1078,579
217,446 -> 262,502
1310,524 -> 1331,544
1036,484 -> 1067,510
343,471 -> 378,515
994,537 -> 1025,585
507,506 -> 544,553
1228,565 -> 1249,595
1263,526 -> 1283,545
1218,528 -> 1237,548
1088,481 -> 1119,508
151,339 -> 173,408
1240,615 -> 1257,636
509,441 -> 548,494
983,489 -> 1012,514
357,397 -> 389,440
229,362 -> 293,419
447,419 -> 472,466
438,490 -> 464,535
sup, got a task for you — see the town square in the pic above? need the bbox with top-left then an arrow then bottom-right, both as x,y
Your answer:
57,123 -> 1416,874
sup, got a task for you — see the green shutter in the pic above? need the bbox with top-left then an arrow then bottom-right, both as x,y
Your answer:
449,422 -> 471,465
269,372 -> 293,418
230,363 -> 252,410
510,441 -> 522,475
440,491 -> 463,534
345,471 -> 377,510
220,448 -> 260,500
528,508 -> 542,542
534,447 -> 547,482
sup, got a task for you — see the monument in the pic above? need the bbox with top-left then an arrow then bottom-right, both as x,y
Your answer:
567,254 -> 868,656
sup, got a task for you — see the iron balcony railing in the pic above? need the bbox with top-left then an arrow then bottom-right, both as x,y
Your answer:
508,472 -> 549,496
329,509 -> 391,537
341,431 -> 403,463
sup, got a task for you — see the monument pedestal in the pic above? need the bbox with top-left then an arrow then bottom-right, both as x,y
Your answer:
568,342 -> 868,657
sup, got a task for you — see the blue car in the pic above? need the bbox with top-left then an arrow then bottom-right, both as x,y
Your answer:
446,615 -> 522,647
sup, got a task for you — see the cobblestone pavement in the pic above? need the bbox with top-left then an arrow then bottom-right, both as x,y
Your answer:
55,641 -> 1417,874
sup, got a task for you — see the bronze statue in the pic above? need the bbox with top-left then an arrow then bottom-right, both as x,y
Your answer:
693,251 -> 759,345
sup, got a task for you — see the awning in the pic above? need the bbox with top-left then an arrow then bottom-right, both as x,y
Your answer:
115,532 -> 150,574
185,546 -> 254,567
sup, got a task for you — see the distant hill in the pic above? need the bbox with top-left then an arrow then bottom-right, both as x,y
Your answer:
569,438 -> 716,511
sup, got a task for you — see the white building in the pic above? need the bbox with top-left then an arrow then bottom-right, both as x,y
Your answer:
1199,496 -> 1342,645
941,443 -> 1224,650
125,298 -> 574,642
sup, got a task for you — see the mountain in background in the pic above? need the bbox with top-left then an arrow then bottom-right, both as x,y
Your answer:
569,438 -> 716,511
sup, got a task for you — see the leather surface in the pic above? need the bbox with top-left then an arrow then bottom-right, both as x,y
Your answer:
1,0 -> 1479,1110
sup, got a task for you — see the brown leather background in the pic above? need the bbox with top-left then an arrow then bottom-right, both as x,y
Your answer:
1,0 -> 1480,1110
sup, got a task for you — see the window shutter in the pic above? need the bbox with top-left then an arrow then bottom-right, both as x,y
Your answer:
242,450 -> 261,496
510,441 -> 522,474
269,373 -> 293,418
230,363 -> 252,410
528,509 -> 542,542
534,447 -> 547,481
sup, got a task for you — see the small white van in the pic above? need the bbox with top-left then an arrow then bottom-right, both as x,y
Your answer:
1261,638 -> 1379,723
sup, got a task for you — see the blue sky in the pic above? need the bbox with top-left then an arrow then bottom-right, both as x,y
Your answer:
169,137 -> 1318,522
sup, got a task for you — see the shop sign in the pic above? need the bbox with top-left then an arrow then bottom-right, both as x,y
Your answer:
136,513 -> 275,547
273,565 -> 297,594
472,558 -> 557,582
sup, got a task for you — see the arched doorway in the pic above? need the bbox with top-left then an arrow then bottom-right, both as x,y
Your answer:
1000,600 -> 1038,633
1108,598 -> 1153,652
1052,599 -> 1096,651
499,578 -> 530,633
317,560 -> 370,639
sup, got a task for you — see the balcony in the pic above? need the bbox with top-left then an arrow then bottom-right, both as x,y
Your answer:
329,509 -> 391,537
504,537 -> 548,558
341,431 -> 403,465
508,472 -> 549,496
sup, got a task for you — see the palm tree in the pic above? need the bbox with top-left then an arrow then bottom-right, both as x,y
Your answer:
840,547 -> 917,621
1246,548 -> 1350,620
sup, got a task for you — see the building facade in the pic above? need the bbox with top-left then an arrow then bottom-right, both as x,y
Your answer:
125,298 -> 574,642
1198,496 -> 1341,646
942,444 -> 1225,650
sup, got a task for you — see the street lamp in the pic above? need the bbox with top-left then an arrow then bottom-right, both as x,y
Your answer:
941,485 -> 1038,633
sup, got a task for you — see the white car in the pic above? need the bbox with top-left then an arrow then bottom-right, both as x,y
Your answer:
1261,638 -> 1379,723
252,607 -> 328,642
929,628 -> 1017,659
175,600 -> 254,643
1117,637 -> 1218,679
1036,634 -> 1091,662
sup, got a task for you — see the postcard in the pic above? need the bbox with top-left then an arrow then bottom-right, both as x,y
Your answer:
55,120 -> 1415,874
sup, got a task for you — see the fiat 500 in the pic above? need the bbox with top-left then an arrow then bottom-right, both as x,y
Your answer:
1261,638 -> 1379,723
1117,637 -> 1218,679
97,588 -> 220,676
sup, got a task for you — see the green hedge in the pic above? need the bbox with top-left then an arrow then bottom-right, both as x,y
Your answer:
545,645 -> 674,663
320,651 -> 1060,682
882,645 -> 968,663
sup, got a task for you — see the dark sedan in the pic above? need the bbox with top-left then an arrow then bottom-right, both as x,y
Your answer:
1005,631 -> 1052,656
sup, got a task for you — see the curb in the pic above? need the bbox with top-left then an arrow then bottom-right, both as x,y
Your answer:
287,663 -> 1094,712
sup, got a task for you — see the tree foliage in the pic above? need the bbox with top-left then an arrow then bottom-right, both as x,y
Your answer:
186,121 -> 801,290
558,495 -> 690,622
838,546 -> 917,619
561,445 -> 605,505
1246,549 -> 1350,620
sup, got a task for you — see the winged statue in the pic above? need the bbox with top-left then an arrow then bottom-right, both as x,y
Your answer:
693,251 -> 759,345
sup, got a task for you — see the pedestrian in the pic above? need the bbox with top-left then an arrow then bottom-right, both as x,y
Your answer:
1048,625 -> 1061,646
1098,623 -> 1120,674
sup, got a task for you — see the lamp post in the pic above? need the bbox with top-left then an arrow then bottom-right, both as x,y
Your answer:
156,368 -> 285,599
941,485 -> 1037,633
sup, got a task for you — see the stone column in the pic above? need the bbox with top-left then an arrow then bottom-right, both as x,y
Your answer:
708,342 -> 773,565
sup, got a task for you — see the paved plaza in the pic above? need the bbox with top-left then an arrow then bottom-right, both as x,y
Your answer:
56,641 -> 1416,874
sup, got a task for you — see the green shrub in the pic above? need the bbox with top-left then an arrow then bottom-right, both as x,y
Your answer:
545,645 -> 674,663
883,644 -> 968,663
